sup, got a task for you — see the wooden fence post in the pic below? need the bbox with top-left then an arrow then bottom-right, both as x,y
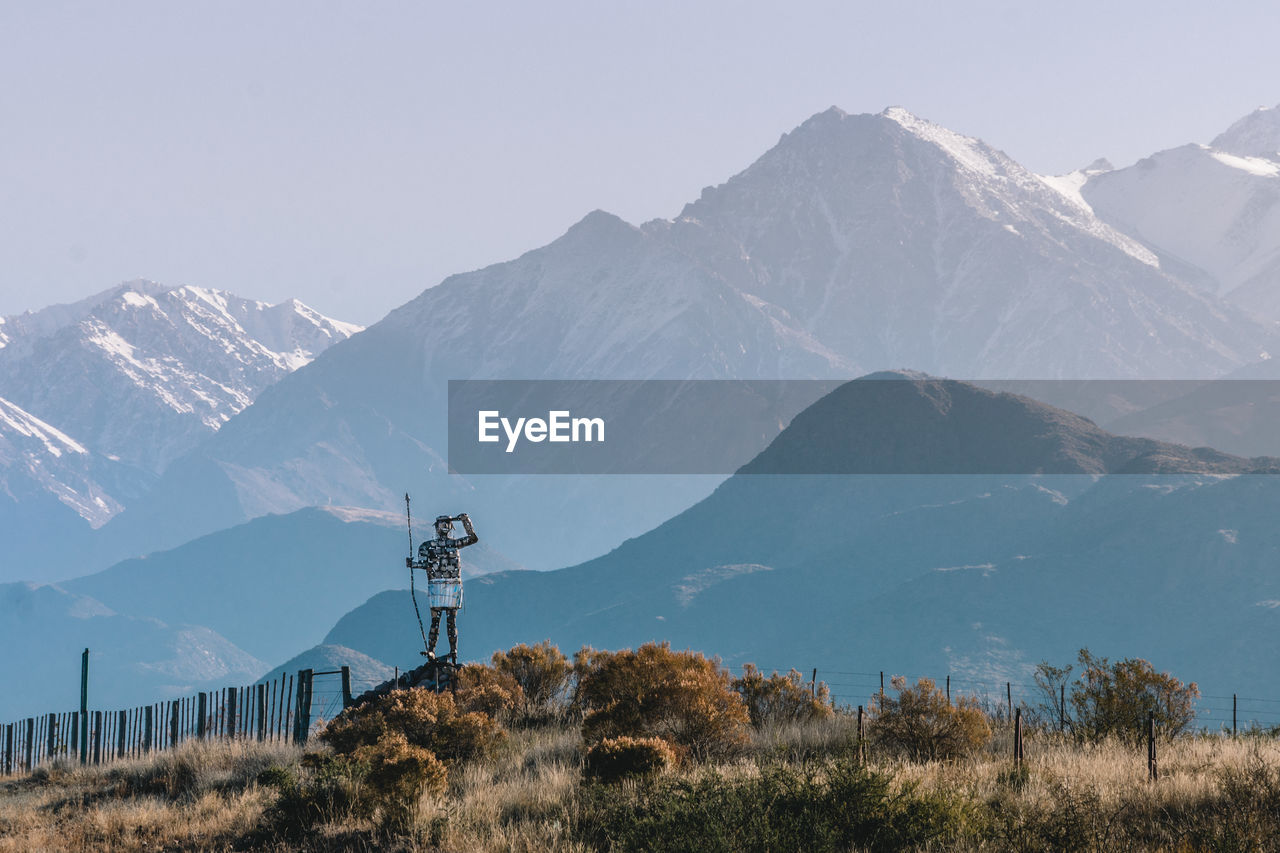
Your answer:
1006,682 -> 1012,724
170,702 -> 179,748
24,718 -> 34,772
1233,694 -> 1237,736
1060,684 -> 1066,732
945,675 -> 950,705
197,693 -> 207,739
4,723 -> 12,775
857,705 -> 865,763
1014,708 -> 1023,765
257,684 -> 268,741
227,688 -> 237,740
80,648 -> 90,765
294,670 -> 311,744
116,710 -> 126,758
144,706 -> 154,753
341,666 -> 353,710
1147,711 -> 1157,781
92,711 -> 103,764
45,713 -> 55,764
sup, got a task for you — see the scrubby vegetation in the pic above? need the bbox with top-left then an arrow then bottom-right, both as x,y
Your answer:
3,644 -> 1279,851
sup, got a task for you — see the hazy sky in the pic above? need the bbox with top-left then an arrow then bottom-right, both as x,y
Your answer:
3,1 -> 1277,325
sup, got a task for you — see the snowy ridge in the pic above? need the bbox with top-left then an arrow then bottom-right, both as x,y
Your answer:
0,395 -> 120,527
1083,134 -> 1280,318
0,281 -> 363,473
881,108 -> 1159,268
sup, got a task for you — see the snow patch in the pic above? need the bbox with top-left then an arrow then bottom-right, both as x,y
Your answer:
882,107 -> 998,177
1208,150 -> 1280,177
0,396 -> 88,456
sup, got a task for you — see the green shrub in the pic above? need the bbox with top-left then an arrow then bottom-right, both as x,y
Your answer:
871,676 -> 990,760
576,642 -> 751,760
263,752 -> 371,842
321,687 -> 505,764
584,735 -> 676,783
733,663 -> 833,729
576,757 -> 963,852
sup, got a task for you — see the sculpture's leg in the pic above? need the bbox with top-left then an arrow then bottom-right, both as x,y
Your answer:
446,609 -> 458,661
427,608 -> 442,658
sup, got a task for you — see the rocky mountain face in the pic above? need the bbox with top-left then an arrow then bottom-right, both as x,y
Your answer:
86,108 -> 1280,575
0,281 -> 360,580
317,376 -> 1280,703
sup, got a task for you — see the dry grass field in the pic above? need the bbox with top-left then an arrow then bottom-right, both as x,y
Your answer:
3,717 -> 1280,852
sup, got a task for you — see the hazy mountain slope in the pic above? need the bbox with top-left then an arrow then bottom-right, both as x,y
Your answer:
64,505 -> 522,664
0,581 -> 263,720
89,108 -> 1279,575
1080,103 -> 1280,321
318,377 -> 1280,700
0,395 -> 148,582
257,644 -> 393,701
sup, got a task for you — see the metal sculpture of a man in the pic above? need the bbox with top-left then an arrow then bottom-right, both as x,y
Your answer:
406,511 -> 478,662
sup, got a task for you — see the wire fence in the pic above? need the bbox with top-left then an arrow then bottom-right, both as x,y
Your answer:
720,661 -> 1280,732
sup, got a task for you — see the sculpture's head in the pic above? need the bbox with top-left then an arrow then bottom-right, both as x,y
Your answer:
434,515 -> 455,538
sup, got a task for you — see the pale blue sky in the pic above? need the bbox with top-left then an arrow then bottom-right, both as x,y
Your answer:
2,1 -> 1277,324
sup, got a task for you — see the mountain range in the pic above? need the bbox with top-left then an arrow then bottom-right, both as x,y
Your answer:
78,105 -> 1280,577
5,101 -> 1280,721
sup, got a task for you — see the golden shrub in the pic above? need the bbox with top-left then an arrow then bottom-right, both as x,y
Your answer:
455,663 -> 525,723
320,687 -> 505,764
576,642 -> 751,760
583,735 -> 676,783
492,640 -> 574,718
870,676 -> 990,761
733,663 -> 834,729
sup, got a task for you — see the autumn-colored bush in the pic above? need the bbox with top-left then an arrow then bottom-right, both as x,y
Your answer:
321,687 -> 505,765
1069,648 -> 1199,742
455,663 -> 525,723
492,640 -> 574,720
576,642 -> 751,760
871,677 -> 990,761
584,735 -> 676,783
733,663 -> 833,729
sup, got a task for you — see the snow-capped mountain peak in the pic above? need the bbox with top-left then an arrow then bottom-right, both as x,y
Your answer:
880,106 -> 1004,178
1211,102 -> 1280,160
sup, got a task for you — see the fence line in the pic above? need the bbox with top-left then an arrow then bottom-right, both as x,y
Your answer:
721,663 -> 1280,732
0,667 -> 353,777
